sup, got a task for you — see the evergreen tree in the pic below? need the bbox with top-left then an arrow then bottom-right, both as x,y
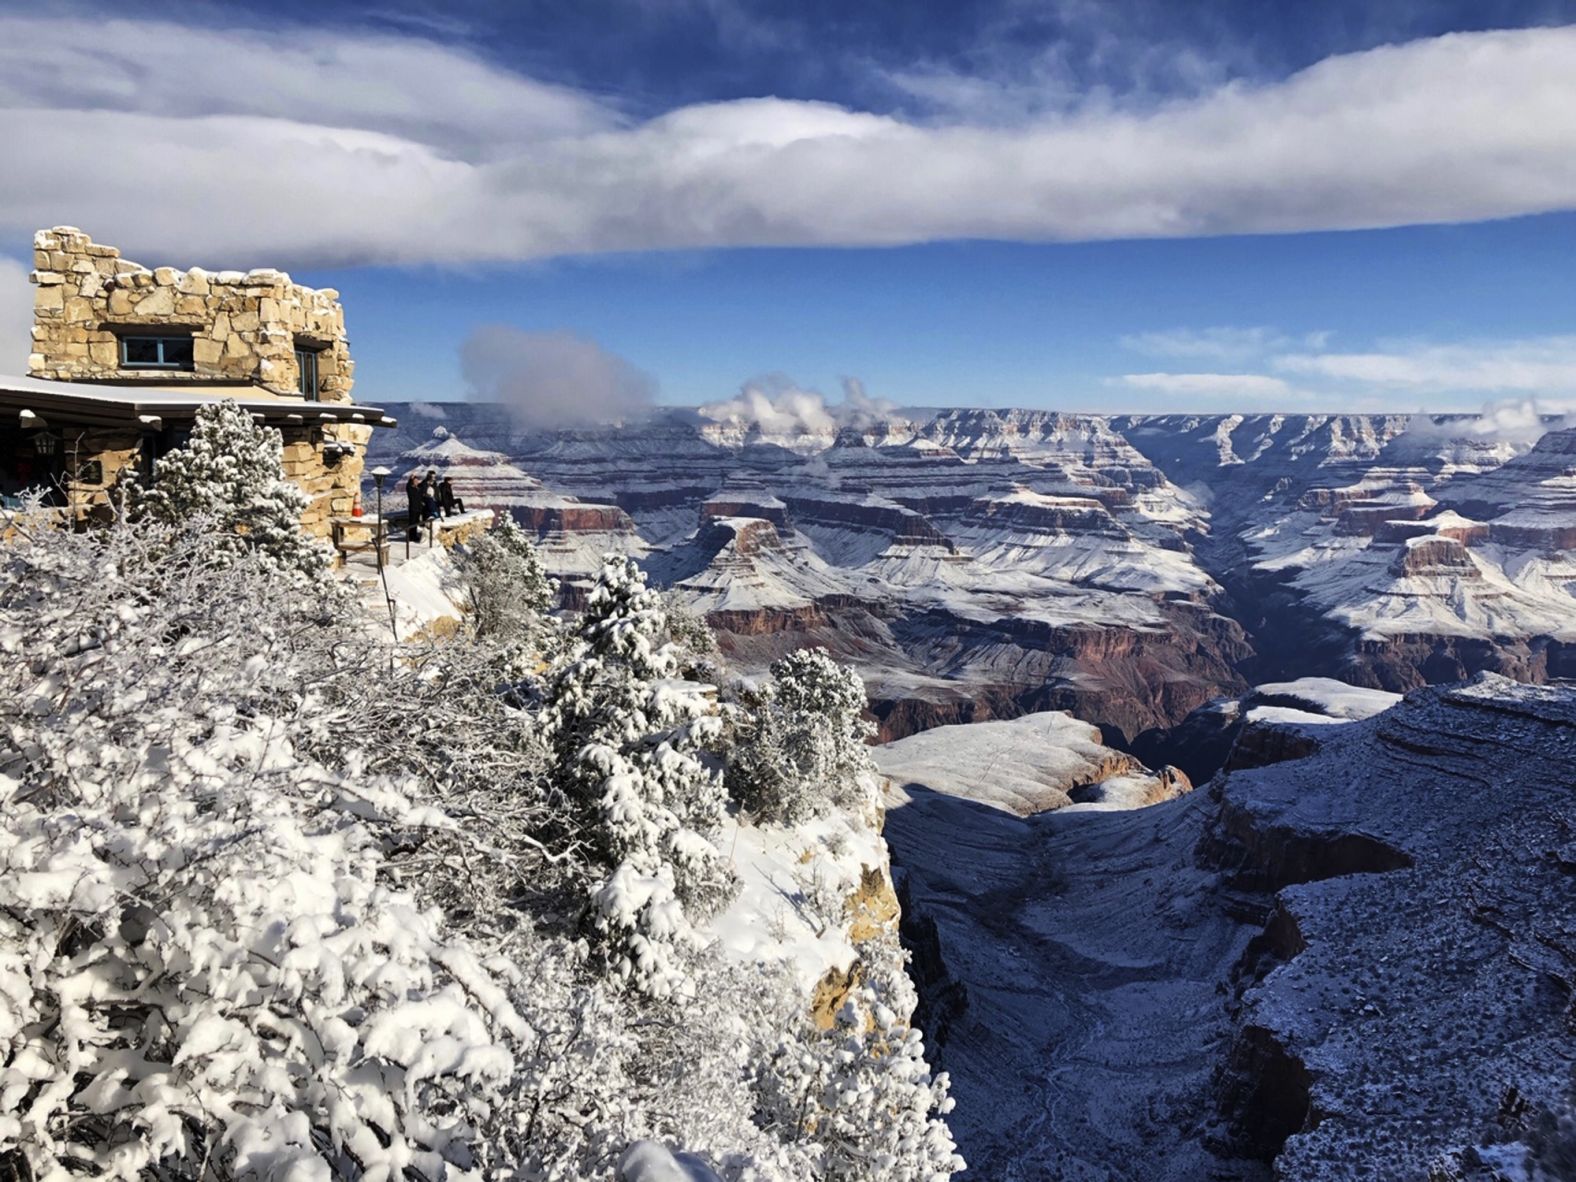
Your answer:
542,555 -> 735,998
727,647 -> 876,825
755,940 -> 964,1182
457,514 -> 558,654
125,399 -> 326,581
465,515 -> 556,632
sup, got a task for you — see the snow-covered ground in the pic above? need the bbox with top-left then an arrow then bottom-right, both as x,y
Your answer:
707,775 -> 890,996
876,711 -> 1170,815
348,545 -> 469,640
1248,676 -> 1402,722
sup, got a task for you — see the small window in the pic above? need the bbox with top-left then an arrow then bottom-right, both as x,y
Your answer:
295,346 -> 320,400
120,335 -> 194,370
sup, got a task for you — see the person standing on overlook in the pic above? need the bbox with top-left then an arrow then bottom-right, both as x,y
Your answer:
421,470 -> 440,523
405,473 -> 423,539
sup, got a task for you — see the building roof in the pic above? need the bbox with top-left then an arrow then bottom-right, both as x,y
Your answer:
0,373 -> 397,429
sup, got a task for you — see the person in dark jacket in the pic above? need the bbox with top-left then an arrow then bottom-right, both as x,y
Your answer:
438,476 -> 464,517
404,473 -> 423,539
421,470 -> 440,522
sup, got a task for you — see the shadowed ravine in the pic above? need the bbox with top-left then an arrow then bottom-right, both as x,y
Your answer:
884,677 -> 1576,1181
886,785 -> 1267,1181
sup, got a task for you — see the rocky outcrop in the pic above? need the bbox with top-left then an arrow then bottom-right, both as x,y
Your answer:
1386,534 -> 1478,577
700,491 -> 790,530
1136,677 -> 1402,783
876,710 -> 1184,815
894,601 -> 1251,743
1213,678 -> 1576,1178
782,494 -> 956,549
511,500 -> 634,535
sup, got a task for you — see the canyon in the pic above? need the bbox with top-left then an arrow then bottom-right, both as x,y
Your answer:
369,404 -> 1576,750
368,405 -> 1575,1179
879,673 -> 1576,1180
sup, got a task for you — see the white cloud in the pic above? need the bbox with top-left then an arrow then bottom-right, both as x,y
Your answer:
459,327 -> 657,429
1401,396 -> 1571,444
3,18 -> 1576,265
700,376 -> 896,433
0,256 -> 33,374
1119,326 -> 1328,365
1274,336 -> 1576,393
0,17 -> 615,158
1118,372 -> 1296,398
1106,332 -> 1576,412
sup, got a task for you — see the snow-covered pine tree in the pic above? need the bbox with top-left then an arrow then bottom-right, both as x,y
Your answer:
458,514 -> 557,645
542,554 -> 734,998
727,647 -> 876,825
124,398 -> 327,581
754,938 -> 964,1182
660,591 -> 721,682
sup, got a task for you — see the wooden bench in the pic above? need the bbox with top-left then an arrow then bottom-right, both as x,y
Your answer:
330,515 -> 391,566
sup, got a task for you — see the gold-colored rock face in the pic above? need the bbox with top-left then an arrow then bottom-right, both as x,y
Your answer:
846,862 -> 902,944
810,959 -> 865,1030
809,860 -> 904,1030
28,227 -> 355,404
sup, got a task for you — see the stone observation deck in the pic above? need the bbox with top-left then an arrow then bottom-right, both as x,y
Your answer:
5,228 -> 394,537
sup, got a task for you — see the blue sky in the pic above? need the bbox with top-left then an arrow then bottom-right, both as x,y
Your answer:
303,213 -> 1576,412
4,0 -> 1576,418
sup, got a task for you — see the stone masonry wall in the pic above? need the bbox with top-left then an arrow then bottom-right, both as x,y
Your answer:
26,228 -> 373,537
283,422 -> 375,535
28,227 -> 354,402
58,426 -> 142,520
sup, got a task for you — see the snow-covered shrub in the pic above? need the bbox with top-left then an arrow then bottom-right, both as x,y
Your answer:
660,591 -> 721,682
542,555 -> 735,998
727,648 -> 876,825
0,512 -> 957,1182
754,938 -> 964,1182
477,937 -> 815,1182
1431,1073 -> 1576,1182
123,398 -> 328,582
456,515 -> 558,650
0,513 -> 519,1179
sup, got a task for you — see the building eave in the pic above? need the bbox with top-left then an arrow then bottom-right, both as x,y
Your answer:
0,373 -> 397,429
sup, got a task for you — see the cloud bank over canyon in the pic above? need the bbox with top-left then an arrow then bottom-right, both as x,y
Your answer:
4,17 -> 1576,267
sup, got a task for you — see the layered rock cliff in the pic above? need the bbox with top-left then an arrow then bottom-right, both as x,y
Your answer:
884,675 -> 1576,1180
368,406 -> 1573,745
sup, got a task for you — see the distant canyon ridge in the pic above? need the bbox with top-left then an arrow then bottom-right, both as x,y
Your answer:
369,406 -> 1576,760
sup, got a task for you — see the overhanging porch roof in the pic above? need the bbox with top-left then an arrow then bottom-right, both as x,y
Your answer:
0,373 -> 398,431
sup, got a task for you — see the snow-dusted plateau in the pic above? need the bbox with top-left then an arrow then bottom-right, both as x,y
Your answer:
369,404 -> 1576,1180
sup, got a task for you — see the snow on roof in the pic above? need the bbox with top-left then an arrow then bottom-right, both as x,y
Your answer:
0,372 -> 391,420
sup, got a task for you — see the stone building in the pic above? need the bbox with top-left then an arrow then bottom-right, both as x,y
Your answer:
1,227 -> 394,536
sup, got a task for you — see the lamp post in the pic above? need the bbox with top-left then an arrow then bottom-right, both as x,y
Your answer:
368,465 -> 399,649
370,466 -> 390,572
